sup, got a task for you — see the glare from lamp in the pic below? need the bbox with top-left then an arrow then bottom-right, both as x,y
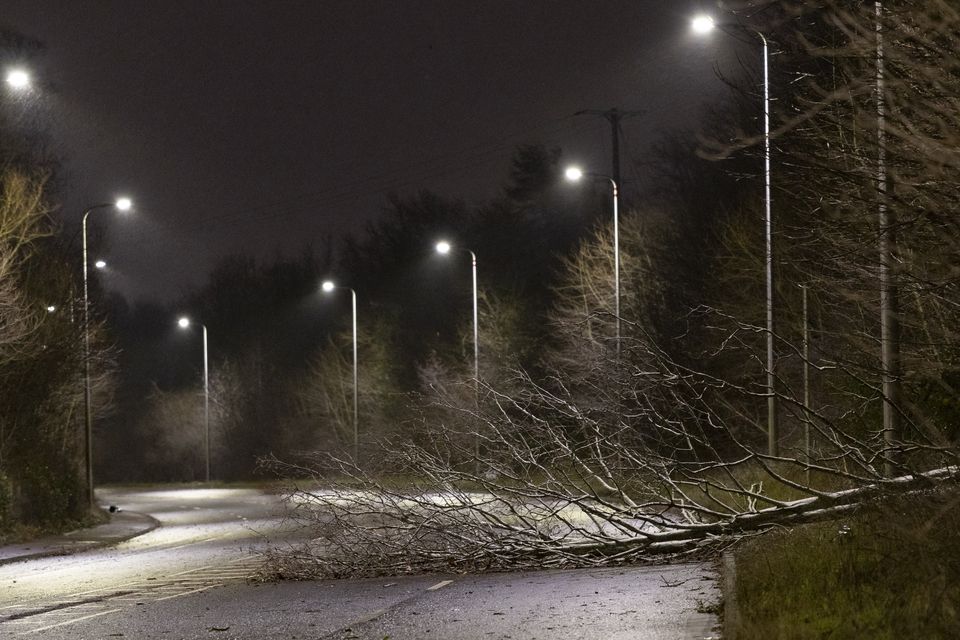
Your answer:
115,197 -> 132,211
322,280 -> 335,292
177,317 -> 190,329
691,15 -> 716,35
564,166 -> 584,182
435,241 -> 451,255
94,259 -> 107,269
46,305 -> 56,313
6,69 -> 30,90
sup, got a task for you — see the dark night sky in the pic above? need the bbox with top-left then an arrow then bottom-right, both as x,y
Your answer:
4,1 -> 736,303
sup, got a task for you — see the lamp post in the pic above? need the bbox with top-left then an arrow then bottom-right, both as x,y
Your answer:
874,1 -> 898,477
565,166 -> 621,355
177,317 -> 209,482
436,241 -> 481,467
436,241 -> 479,391
321,280 -> 359,461
693,15 -> 778,456
81,197 -> 131,507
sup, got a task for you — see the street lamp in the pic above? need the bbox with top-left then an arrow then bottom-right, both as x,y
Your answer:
691,15 -> 716,35
565,165 -> 621,355
177,316 -> 210,483
693,14 -> 778,456
94,259 -> 107,270
81,198 -> 132,507
5,68 -> 30,91
436,240 -> 481,467
321,280 -> 359,461
435,241 -> 479,391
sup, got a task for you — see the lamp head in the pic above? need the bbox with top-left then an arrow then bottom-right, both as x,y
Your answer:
321,280 -> 335,293
177,317 -> 191,329
5,69 -> 30,90
435,241 -> 451,255
94,259 -> 107,270
46,305 -> 56,313
115,197 -> 132,212
691,15 -> 716,35
564,166 -> 584,182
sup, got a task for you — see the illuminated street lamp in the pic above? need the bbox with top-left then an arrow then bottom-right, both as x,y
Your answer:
436,240 -> 482,466
565,165 -> 621,354
321,279 -> 359,461
81,198 -> 132,507
177,316 -> 210,483
435,241 -> 479,391
693,14 -> 778,456
691,14 -> 716,35
5,68 -> 30,90
94,259 -> 107,270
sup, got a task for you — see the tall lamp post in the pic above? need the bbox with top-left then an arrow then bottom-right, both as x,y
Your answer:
564,166 -> 621,355
436,240 -> 480,466
321,280 -> 359,461
81,197 -> 131,507
177,317 -> 210,483
874,1 -> 898,477
436,241 -> 479,392
693,14 -> 778,456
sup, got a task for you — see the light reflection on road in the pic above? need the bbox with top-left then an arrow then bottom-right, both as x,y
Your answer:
0,486 -> 298,635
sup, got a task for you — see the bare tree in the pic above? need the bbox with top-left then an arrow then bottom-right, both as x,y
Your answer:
263,1 -> 960,578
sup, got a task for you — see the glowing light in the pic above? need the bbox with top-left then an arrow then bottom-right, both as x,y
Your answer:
692,15 -> 716,35
177,317 -> 190,329
322,280 -> 335,292
435,241 -> 451,255
115,197 -> 132,211
46,305 -> 56,313
6,69 -> 30,90
564,166 -> 584,182
94,259 -> 107,269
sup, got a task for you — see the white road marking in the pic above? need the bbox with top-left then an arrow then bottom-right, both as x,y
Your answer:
17,608 -> 121,635
155,584 -> 218,601
427,579 -> 453,591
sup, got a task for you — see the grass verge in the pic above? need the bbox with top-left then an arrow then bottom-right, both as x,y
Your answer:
727,487 -> 960,639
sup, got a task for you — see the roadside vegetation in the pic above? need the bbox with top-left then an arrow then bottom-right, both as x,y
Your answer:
729,488 -> 960,639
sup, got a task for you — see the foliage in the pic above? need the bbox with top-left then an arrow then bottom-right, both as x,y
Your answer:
730,488 -> 960,639
0,169 -> 106,531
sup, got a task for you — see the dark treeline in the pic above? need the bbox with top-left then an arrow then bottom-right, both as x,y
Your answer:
99,143 -> 617,481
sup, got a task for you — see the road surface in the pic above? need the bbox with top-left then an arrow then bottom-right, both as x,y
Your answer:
0,486 -> 719,639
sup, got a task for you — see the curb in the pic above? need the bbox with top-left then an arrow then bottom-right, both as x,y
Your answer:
722,551 -> 740,640
0,510 -> 160,566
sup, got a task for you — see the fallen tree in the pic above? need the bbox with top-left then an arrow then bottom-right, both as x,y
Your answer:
264,344 -> 958,578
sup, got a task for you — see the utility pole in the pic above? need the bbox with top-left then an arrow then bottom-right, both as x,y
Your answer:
574,108 -> 643,198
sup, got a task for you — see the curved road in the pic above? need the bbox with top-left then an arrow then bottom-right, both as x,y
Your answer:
0,486 -> 719,639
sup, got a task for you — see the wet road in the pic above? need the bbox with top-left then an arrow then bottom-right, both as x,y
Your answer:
0,486 -> 297,636
0,487 -> 719,639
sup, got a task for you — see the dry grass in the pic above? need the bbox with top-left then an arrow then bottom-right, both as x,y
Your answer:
729,487 -> 960,639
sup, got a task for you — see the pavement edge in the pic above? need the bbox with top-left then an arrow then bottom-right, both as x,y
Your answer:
722,551 -> 739,640
0,510 -> 160,566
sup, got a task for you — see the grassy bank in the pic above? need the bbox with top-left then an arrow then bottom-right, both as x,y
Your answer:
728,488 -> 960,639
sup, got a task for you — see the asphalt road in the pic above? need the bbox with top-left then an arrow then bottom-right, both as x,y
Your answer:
0,486 -> 720,639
